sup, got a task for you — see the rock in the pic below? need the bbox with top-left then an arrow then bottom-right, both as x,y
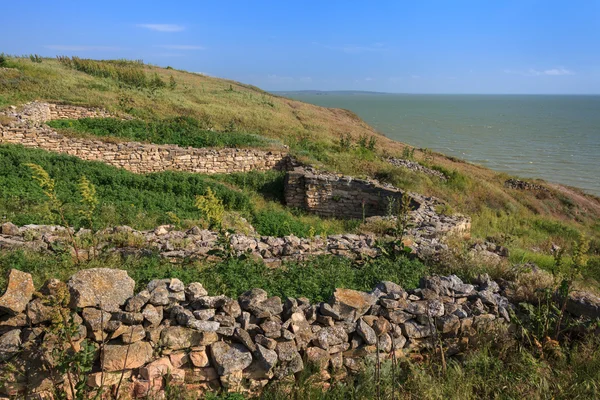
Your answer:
185,367 -> 219,383
194,309 -> 216,321
0,269 -> 35,315
289,311 -> 313,350
221,299 -> 242,318
125,290 -> 151,312
313,326 -> 348,350
190,349 -> 210,367
119,325 -> 146,344
210,341 -> 253,375
188,319 -> 220,332
82,307 -> 112,332
374,281 -> 407,298
186,282 -> 208,301
401,321 -> 432,339
1,222 -> 20,236
0,329 -> 21,361
372,317 -> 391,336
232,327 -> 257,352
248,344 -> 278,379
306,346 -> 329,370
26,299 -> 54,325
436,314 -> 461,335
149,287 -> 170,306
112,311 -> 144,325
68,268 -> 135,312
356,318 -> 377,345
160,326 -> 218,350
102,341 -> 153,371
239,289 -> 268,311
142,304 -> 163,326
275,341 -> 303,378
329,288 -> 377,321
87,370 -> 132,388
140,357 -> 183,382
567,291 -> 600,319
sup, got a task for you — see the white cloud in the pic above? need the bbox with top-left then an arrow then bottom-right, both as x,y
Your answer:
137,24 -> 184,32
45,45 -> 121,51
365,77 -> 374,81
156,45 -> 205,50
504,67 -> 575,76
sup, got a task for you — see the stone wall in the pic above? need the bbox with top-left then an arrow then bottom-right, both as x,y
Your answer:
0,102 -> 290,175
0,267 -> 521,398
284,167 -> 422,219
0,223 -> 453,267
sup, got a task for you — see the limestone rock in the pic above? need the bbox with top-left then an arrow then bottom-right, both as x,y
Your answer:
142,304 -> 163,326
68,268 -> 135,312
190,349 -> 210,367
102,341 -> 153,371
160,326 -> 219,350
0,269 -> 35,315
329,288 -> 377,321
0,329 -> 21,361
356,318 -> 377,345
275,341 -> 303,378
210,341 -> 253,375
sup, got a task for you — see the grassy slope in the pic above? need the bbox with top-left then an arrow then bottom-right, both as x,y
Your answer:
1,56 -> 599,274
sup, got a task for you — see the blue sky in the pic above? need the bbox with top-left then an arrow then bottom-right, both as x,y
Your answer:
1,0 -> 599,94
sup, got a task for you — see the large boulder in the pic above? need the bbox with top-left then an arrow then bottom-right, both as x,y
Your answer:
0,269 -> 35,315
67,269 -> 135,312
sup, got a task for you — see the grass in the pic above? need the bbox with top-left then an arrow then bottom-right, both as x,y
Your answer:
247,337 -> 600,400
0,144 -> 355,237
47,117 -> 274,149
0,249 -> 426,301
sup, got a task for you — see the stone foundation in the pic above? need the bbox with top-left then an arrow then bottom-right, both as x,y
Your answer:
0,102 -> 290,175
284,167 -> 422,219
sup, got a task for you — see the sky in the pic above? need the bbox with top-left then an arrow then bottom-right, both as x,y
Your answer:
1,0 -> 599,94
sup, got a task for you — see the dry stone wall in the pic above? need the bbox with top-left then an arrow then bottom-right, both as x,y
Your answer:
0,102 -> 290,175
0,223 -> 451,266
284,167 -> 422,219
0,267 -> 524,398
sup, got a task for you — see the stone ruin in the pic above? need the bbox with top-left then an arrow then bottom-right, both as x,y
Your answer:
0,267 -> 597,398
0,102 -> 290,175
0,221 -> 468,267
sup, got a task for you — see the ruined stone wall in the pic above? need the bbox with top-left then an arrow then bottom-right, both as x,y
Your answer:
284,167 -> 421,219
0,267 -> 522,398
0,102 -> 290,175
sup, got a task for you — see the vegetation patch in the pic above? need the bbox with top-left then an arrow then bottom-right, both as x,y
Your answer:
47,117 -> 272,149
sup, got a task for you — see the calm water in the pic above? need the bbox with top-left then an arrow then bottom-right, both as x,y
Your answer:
282,93 -> 600,196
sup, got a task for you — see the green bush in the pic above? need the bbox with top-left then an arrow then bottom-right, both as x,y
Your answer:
47,117 -> 270,148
